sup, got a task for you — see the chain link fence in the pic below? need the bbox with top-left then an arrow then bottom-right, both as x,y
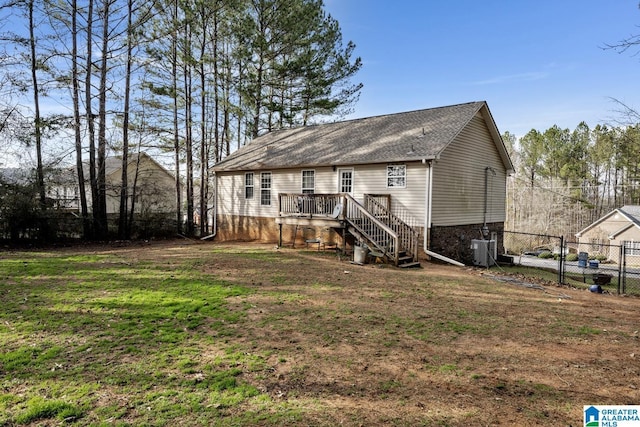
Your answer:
502,231 -> 640,296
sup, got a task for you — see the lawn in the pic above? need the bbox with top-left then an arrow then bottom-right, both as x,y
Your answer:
0,240 -> 638,426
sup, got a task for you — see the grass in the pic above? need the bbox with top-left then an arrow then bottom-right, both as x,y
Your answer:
1,241 -> 638,426
14,398 -> 84,424
0,248 -> 289,426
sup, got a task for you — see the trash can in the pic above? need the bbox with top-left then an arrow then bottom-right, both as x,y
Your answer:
354,246 -> 367,264
578,252 -> 588,268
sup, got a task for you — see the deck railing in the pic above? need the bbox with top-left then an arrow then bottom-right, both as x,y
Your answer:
364,194 -> 420,262
278,193 -> 345,218
344,194 -> 399,265
278,193 -> 421,266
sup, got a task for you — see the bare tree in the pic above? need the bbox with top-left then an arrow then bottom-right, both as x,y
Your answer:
26,0 -> 48,238
70,0 -> 91,237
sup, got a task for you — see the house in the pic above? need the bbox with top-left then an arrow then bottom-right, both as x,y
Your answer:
575,205 -> 640,263
0,153 -> 178,239
212,101 -> 513,265
36,152 -> 178,218
100,152 -> 177,217
0,167 -> 78,212
46,167 -> 80,212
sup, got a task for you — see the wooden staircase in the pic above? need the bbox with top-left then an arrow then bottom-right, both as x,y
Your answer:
343,195 -> 420,268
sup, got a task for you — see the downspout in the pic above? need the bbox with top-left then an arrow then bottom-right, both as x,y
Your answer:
423,159 -> 432,254
201,172 -> 217,240
423,158 -> 465,267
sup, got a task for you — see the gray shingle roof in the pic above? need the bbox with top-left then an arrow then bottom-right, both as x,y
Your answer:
214,101 -> 500,172
576,205 -> 640,237
618,205 -> 640,227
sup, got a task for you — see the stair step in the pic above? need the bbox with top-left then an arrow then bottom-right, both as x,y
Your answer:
399,261 -> 421,268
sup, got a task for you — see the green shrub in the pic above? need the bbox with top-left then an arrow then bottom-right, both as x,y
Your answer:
538,251 -> 554,259
565,253 -> 578,262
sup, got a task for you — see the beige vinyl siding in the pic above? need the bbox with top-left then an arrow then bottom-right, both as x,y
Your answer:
351,163 -> 426,222
431,114 -> 507,227
217,164 -> 427,223
218,167 -> 334,218
103,156 -> 176,214
576,214 -> 640,261
580,214 -> 640,246
313,167 -> 338,193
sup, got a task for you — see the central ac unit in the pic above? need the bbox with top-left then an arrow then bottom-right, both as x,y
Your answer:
471,239 -> 496,267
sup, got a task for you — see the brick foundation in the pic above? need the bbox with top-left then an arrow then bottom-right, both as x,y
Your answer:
429,222 -> 504,265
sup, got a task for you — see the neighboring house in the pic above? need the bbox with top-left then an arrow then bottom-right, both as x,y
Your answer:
575,205 -> 640,262
0,167 -> 78,212
101,153 -> 177,217
212,101 -> 513,265
1,153 -> 178,217
46,167 -> 80,212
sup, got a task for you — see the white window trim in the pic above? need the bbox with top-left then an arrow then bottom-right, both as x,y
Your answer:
624,240 -> 640,256
244,172 -> 254,200
386,164 -> 406,188
338,168 -> 354,195
260,172 -> 272,206
301,170 -> 315,194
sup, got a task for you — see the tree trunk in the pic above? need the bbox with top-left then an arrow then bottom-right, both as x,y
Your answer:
199,3 -> 208,237
85,0 -> 98,239
71,0 -> 90,238
28,0 -> 47,239
96,0 -> 110,239
184,23 -> 194,236
118,0 -> 134,239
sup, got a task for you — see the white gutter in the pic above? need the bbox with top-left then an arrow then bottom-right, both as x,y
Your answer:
421,158 -> 463,267
424,249 -> 465,267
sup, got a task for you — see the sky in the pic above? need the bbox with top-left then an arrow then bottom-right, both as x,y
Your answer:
323,0 -> 640,137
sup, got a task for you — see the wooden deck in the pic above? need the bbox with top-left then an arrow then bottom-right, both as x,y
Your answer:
277,193 -> 420,267
277,193 -> 346,225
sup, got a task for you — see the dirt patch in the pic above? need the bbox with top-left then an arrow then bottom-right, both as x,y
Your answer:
92,240 -> 640,425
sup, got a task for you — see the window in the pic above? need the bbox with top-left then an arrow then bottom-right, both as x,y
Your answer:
589,238 -> 601,252
245,172 -> 254,199
387,164 -> 406,188
260,172 -> 271,206
624,240 -> 640,256
302,170 -> 315,194
339,169 -> 353,194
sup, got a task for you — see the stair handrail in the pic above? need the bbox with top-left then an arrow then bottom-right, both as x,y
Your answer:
364,194 -> 420,262
344,194 -> 399,265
